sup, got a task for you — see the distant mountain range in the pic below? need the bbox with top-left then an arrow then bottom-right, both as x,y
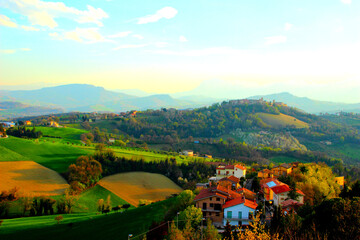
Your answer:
1,83 -> 360,119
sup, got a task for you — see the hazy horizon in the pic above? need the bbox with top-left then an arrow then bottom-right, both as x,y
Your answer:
1,0 -> 360,103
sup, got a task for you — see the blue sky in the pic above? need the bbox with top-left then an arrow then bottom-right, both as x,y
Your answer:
1,0 -> 360,102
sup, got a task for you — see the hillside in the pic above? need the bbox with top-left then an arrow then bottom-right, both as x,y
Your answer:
256,113 -> 309,128
98,172 -> 182,206
0,101 -> 63,119
249,92 -> 360,114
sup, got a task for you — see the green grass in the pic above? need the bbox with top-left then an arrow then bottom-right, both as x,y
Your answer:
0,137 -> 93,173
257,113 -> 309,129
0,197 -> 176,240
329,143 -> 360,160
74,185 -> 132,213
36,126 -> 88,144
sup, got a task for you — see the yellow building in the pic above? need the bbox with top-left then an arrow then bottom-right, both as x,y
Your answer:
258,169 -> 274,179
335,176 -> 345,189
271,163 -> 292,177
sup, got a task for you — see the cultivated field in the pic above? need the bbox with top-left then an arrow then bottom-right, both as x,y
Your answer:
98,172 -> 182,206
36,126 -> 88,144
0,161 -> 69,196
257,113 -> 309,129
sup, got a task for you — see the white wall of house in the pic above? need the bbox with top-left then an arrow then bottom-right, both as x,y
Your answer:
216,168 -> 235,180
234,167 -> 246,179
223,204 -> 254,226
274,192 -> 304,206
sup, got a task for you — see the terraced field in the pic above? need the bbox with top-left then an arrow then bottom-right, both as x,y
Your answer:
98,172 -> 182,206
0,161 -> 69,196
257,113 -> 309,128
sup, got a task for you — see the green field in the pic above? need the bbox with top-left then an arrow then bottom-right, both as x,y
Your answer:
257,113 -> 309,129
36,126 -> 88,144
0,137 -> 93,173
0,197 -> 176,240
74,185 -> 133,212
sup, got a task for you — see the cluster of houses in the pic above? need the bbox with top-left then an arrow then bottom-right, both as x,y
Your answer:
193,163 -> 307,228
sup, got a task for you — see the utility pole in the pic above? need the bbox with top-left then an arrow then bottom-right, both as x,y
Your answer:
177,212 -> 180,228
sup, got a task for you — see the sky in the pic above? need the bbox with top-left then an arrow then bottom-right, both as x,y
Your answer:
1,0 -> 360,102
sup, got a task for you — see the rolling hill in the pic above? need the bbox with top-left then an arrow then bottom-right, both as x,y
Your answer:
0,101 -> 63,119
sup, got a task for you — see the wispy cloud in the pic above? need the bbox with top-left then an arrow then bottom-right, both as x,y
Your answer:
0,0 -> 108,29
21,25 -> 40,31
284,23 -> 293,31
179,36 -> 188,42
137,7 -> 177,24
341,0 -> 352,4
63,28 -> 108,43
113,44 -> 148,51
264,36 -> 287,45
133,34 -> 144,40
108,31 -> 132,39
0,48 -> 31,54
0,14 -> 17,28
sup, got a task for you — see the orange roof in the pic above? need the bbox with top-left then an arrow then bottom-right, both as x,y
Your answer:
237,188 -> 256,195
223,197 -> 258,209
194,188 -> 228,201
227,175 -> 240,183
296,189 -> 305,196
235,164 -> 246,171
272,185 -> 291,194
259,169 -> 272,173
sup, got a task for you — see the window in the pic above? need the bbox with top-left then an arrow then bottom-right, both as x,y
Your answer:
210,203 -> 213,207
209,212 -> 212,216
202,203 -> 207,210
238,211 -> 242,220
214,204 -> 222,211
210,197 -> 212,201
218,171 -> 220,174
226,171 -> 229,175
216,197 -> 220,201
216,212 -> 220,216
249,211 -> 253,219
232,171 -> 234,174
227,211 -> 232,219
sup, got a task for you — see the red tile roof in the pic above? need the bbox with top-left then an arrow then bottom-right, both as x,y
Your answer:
237,188 -> 256,195
281,199 -> 303,208
225,165 -> 234,169
235,164 -> 246,171
193,188 -> 228,201
223,197 -> 258,209
272,185 -> 291,194
296,189 -> 305,196
227,175 -> 240,183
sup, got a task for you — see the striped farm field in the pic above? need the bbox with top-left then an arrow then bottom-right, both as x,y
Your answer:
257,112 -> 309,129
0,161 -> 69,196
98,172 -> 182,206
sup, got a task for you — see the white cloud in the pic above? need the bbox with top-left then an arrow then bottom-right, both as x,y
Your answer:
284,23 -> 293,31
113,44 -> 148,51
108,31 -> 132,39
63,28 -> 107,43
341,0 -> 351,4
21,25 -> 40,31
133,34 -> 144,40
0,0 -> 108,29
0,49 -> 16,54
49,32 -> 59,37
137,7 -> 177,24
264,36 -> 287,45
179,35 -> 188,42
0,14 -> 17,28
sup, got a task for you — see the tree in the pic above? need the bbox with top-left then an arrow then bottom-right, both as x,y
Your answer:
55,215 -> 63,224
68,156 -> 102,189
203,218 -> 221,240
167,221 -> 185,240
178,206 -> 203,229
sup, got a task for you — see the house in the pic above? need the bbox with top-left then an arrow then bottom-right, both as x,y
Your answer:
281,199 -> 304,215
218,176 -> 240,190
196,183 -> 209,191
49,121 -> 60,127
257,169 -> 274,179
272,185 -> 304,206
109,138 -> 115,143
194,185 -> 242,226
216,164 -> 246,180
182,150 -> 194,156
0,122 -> 15,128
271,163 -> 292,177
204,154 -> 212,159
260,178 -> 285,202
223,196 -> 258,226
0,132 -> 5,138
25,121 -> 32,126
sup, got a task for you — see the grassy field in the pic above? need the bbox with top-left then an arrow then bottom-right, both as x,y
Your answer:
257,113 -> 309,129
0,137 -> 93,173
0,197 -> 177,240
0,161 -> 69,196
98,172 -> 182,206
36,126 -> 88,144
74,185 -> 132,212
